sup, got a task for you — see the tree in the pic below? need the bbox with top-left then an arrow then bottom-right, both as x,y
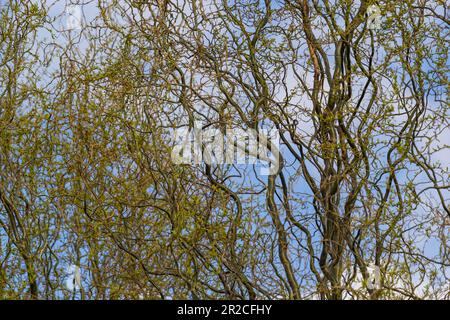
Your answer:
0,0 -> 448,299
